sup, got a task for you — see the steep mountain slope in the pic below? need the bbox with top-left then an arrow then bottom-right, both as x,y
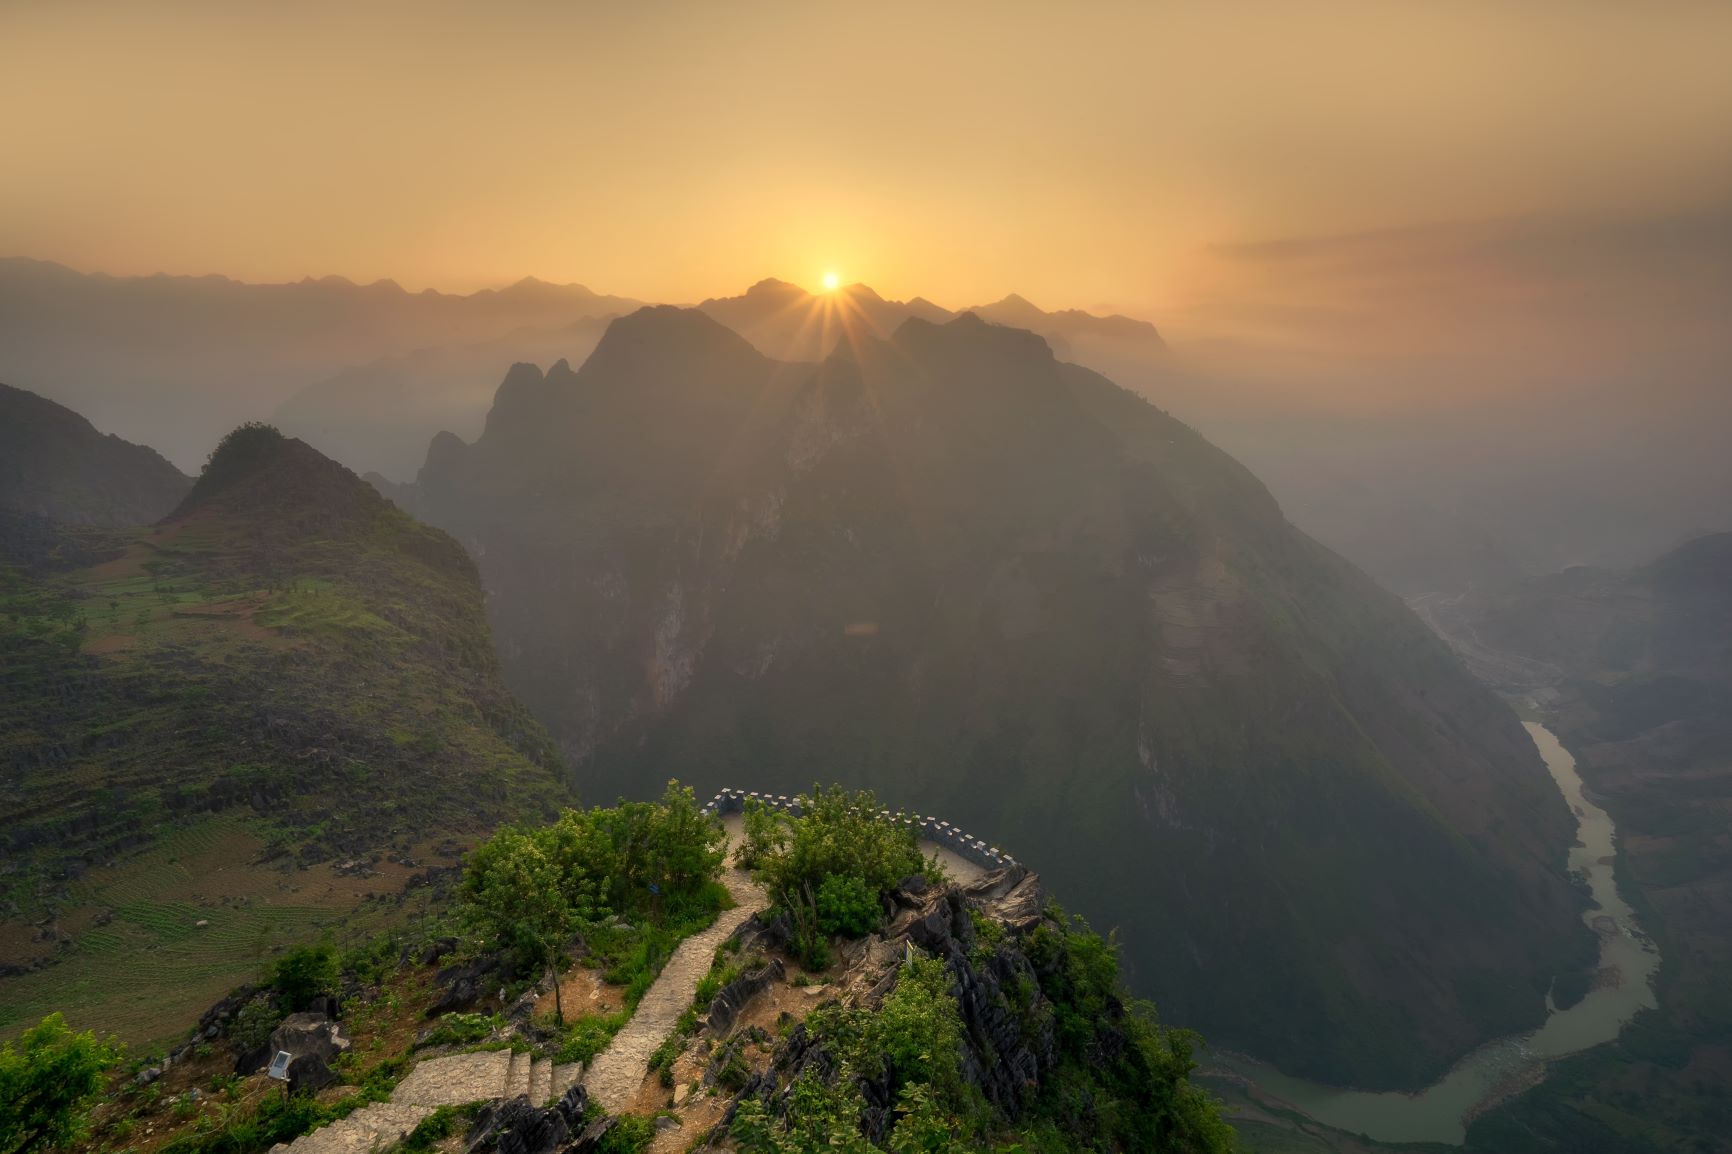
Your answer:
405,307 -> 1591,1088
1432,535 -> 1732,1151
272,315 -> 619,480
0,381 -> 190,525
0,258 -> 640,469
0,424 -> 569,1040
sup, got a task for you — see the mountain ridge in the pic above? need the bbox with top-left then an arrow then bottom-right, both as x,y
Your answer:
0,381 -> 191,526
398,304 -> 1592,1090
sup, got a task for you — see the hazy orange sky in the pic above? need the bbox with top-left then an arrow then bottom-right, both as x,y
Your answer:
3,0 -> 1730,321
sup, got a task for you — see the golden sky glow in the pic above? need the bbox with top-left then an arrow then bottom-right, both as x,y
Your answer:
2,0 -> 1730,325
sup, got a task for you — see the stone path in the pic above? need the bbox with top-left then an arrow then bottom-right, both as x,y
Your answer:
273,811 -> 978,1151
268,1102 -> 433,1154
580,869 -> 768,1113
271,1051 -> 581,1154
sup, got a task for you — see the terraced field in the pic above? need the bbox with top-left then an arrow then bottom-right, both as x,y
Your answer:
0,814 -> 446,1046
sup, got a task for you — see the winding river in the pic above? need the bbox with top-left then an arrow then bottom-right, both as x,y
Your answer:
1222,722 -> 1661,1145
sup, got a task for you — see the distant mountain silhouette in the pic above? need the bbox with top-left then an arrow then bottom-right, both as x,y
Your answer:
0,258 -> 642,470
0,381 -> 189,525
273,315 -> 619,479
694,278 -> 1165,367
401,305 -> 1590,1090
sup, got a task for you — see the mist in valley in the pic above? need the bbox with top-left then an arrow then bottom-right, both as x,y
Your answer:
3,4 -> 1730,1153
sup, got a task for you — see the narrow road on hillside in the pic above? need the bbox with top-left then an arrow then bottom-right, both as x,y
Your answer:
581,867 -> 768,1112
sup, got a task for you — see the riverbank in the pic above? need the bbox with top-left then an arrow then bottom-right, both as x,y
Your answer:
1213,722 -> 1660,1146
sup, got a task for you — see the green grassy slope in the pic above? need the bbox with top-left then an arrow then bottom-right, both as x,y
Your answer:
1,425 -> 570,1043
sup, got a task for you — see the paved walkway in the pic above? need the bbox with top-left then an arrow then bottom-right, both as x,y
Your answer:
275,811 -> 981,1150
580,869 -> 768,1112
271,1049 -> 582,1154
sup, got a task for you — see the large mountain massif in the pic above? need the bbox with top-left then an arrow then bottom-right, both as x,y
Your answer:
397,305 -> 1592,1088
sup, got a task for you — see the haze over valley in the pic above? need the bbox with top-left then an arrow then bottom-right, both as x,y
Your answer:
3,4 -> 1729,1153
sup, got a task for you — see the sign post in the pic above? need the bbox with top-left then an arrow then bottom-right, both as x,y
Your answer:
267,1049 -> 292,1102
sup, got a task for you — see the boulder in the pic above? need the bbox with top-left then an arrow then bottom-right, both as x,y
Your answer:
568,1117 -> 616,1153
419,936 -> 459,967
266,1012 -> 351,1094
197,984 -> 258,1038
429,954 -> 506,1015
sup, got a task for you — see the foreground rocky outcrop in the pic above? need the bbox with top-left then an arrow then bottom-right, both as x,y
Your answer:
457,863 -> 1230,1153
710,866 -> 1059,1141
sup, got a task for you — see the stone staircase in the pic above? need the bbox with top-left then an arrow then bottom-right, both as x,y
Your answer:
267,1102 -> 431,1154
270,1051 -> 582,1154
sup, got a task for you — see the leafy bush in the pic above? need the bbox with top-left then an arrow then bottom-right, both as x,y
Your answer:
0,1013 -> 122,1154
745,786 -> 926,907
415,1013 -> 501,1049
462,781 -> 727,974
229,997 -> 284,1054
271,944 -> 339,1012
339,934 -> 399,987
693,957 -> 743,1014
552,1013 -> 630,1065
816,873 -> 881,937
595,1114 -> 654,1154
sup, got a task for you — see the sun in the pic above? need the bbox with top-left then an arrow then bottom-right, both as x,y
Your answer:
821,271 -> 841,292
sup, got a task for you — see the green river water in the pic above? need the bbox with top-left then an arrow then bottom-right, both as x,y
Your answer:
1222,722 -> 1661,1145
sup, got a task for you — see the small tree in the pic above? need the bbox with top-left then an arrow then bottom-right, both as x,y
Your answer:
0,1013 -> 122,1154
462,828 -> 575,1024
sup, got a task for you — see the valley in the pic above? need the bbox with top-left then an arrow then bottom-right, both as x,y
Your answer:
392,306 -> 1595,1091
1215,721 -> 1660,1146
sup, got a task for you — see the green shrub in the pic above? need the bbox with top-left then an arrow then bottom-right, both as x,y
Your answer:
816,873 -> 881,937
155,1089 -> 327,1154
339,935 -> 399,987
461,781 -> 727,979
746,786 -> 925,907
552,1013 -> 629,1065
271,944 -> 339,1012
596,1114 -> 654,1154
0,1013 -> 122,1154
229,998 -> 283,1054
415,1012 -> 501,1049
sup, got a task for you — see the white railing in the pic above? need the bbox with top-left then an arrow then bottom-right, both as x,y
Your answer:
701,788 -> 1017,872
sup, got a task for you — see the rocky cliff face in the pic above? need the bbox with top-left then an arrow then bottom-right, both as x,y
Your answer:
405,306 -> 1591,1088
717,868 -> 1061,1143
